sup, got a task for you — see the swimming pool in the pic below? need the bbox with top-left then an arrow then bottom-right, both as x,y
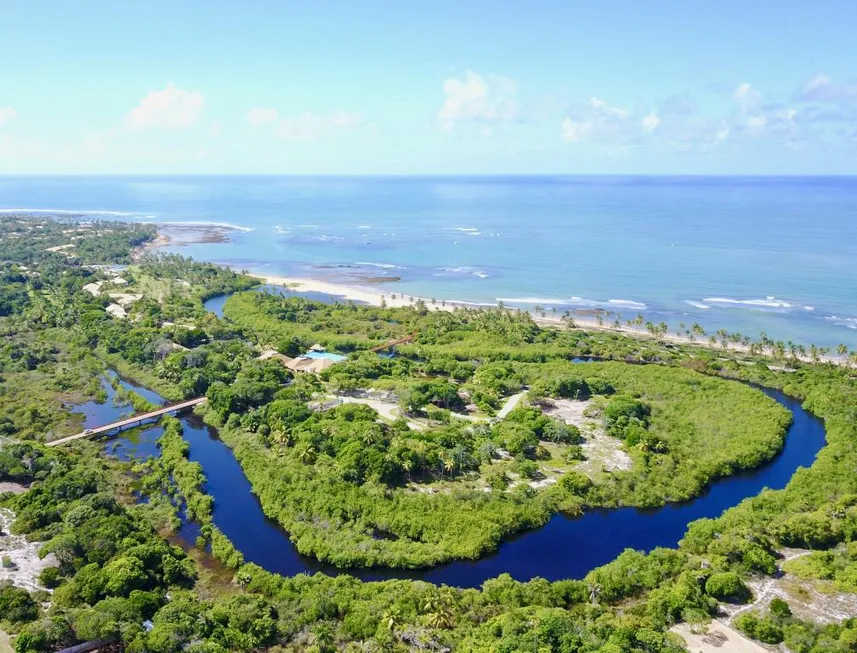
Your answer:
303,351 -> 347,362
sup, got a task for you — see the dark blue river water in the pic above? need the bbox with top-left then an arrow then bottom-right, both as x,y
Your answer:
76,372 -> 824,587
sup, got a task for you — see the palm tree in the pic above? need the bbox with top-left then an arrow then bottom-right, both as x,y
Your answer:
588,582 -> 602,606
382,607 -> 402,633
837,343 -> 849,358
423,590 -> 456,629
311,624 -> 334,653
295,442 -> 316,465
443,455 -> 456,478
402,458 -> 413,482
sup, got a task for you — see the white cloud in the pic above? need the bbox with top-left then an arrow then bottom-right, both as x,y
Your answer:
246,108 -> 279,126
438,71 -> 517,129
276,111 -> 362,141
798,74 -> 857,103
561,97 -> 632,143
642,113 -> 660,132
746,115 -> 768,129
732,82 -> 761,107
126,82 -> 204,130
0,107 -> 17,127
560,118 -> 587,142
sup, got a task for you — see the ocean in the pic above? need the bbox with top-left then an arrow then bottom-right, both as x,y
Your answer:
2,175 -> 856,348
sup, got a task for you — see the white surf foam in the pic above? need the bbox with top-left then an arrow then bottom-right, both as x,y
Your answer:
825,316 -> 857,329
0,208 -> 138,217
496,296 -> 649,310
495,297 -> 569,305
607,299 -> 647,310
702,296 -> 794,309
160,221 -> 255,233
356,261 -> 402,270
685,301 -> 711,310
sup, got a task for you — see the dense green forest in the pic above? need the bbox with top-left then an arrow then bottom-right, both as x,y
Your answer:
1,215 -> 857,652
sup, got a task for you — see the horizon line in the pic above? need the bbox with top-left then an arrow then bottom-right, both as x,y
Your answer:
1,172 -> 856,179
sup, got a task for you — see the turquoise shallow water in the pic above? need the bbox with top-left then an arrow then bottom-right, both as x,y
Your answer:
2,175 -> 856,347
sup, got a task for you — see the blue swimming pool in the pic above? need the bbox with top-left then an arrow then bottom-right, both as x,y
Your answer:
303,351 -> 347,362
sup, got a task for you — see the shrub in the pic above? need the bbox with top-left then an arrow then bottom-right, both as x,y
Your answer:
603,395 -> 650,437
560,471 -> 592,495
705,571 -> 750,603
734,612 -> 784,644
38,567 -> 63,589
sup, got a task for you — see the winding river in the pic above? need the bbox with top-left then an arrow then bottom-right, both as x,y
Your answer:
74,367 -> 825,588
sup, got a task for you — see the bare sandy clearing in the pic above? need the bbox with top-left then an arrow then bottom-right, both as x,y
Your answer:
672,620 -> 768,653
0,509 -> 58,593
543,398 -> 632,474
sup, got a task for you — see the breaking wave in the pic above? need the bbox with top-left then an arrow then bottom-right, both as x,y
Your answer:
702,296 -> 794,309
496,296 -> 648,310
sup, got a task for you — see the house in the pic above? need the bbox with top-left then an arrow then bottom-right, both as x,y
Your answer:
106,303 -> 127,319
258,349 -> 339,374
82,281 -> 103,297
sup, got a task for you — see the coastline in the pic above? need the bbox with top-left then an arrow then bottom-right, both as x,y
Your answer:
140,225 -> 845,366
255,274 -> 762,355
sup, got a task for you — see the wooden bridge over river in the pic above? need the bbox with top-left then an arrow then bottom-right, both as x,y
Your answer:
47,397 -> 208,447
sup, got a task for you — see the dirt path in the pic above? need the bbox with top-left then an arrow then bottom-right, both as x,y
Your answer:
334,396 -> 425,431
0,628 -> 13,653
496,392 -> 525,419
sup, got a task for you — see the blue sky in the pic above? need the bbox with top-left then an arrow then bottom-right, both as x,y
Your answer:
2,1 -> 856,174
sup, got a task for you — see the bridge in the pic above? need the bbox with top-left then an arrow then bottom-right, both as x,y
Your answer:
47,397 -> 208,447
369,335 -> 414,352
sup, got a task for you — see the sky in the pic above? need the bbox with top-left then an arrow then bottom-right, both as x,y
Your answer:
1,1 -> 856,175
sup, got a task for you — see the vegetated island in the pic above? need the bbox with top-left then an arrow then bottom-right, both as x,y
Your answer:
0,214 -> 855,653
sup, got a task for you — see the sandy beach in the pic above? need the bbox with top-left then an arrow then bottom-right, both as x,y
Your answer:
254,274 -> 848,367
256,274 -> 761,353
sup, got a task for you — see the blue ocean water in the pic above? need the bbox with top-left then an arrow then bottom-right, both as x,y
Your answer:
2,175 -> 856,348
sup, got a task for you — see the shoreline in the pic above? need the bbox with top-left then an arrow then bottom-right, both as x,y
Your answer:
139,225 -> 847,366
254,274 -> 801,360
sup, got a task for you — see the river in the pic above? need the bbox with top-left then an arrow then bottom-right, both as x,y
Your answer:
71,367 -> 825,588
